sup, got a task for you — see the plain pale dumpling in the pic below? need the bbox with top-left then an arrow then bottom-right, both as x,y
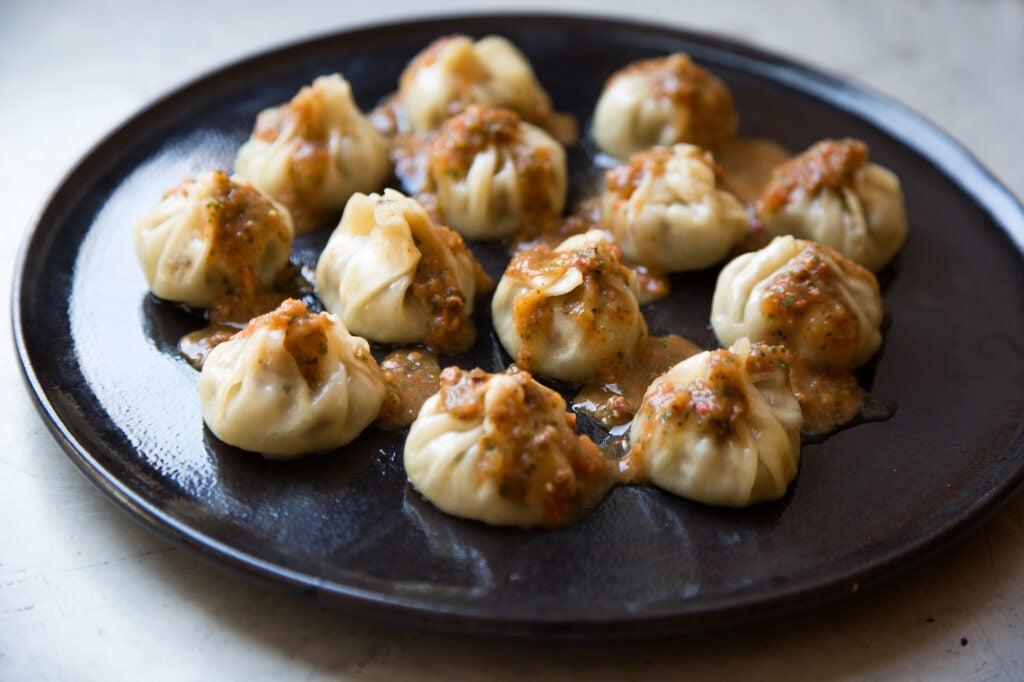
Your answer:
315,188 -> 491,355
134,170 -> 293,319
234,73 -> 389,234
428,105 -> 567,240
602,144 -> 748,272
397,35 -> 575,143
199,299 -> 387,458
629,338 -> 802,507
711,235 -> 883,370
404,366 -> 614,527
491,230 -> 647,382
593,53 -> 737,160
756,138 -> 907,272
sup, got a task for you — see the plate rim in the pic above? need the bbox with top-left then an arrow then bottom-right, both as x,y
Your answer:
12,11 -> 1024,637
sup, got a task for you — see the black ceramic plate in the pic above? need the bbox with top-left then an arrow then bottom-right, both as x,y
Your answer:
14,14 -> 1024,637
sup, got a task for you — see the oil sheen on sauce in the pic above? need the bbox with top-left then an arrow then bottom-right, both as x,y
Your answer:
573,334 -> 702,430
375,349 -> 442,430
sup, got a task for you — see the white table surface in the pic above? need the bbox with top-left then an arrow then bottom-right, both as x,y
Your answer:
3,0 -> 1023,679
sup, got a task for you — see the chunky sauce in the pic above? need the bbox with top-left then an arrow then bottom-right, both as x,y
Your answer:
574,334 -> 701,430
757,138 -> 868,216
375,349 -> 442,430
251,84 -> 336,232
185,171 -> 296,324
787,364 -> 866,435
759,243 -> 878,433
410,223 -> 493,355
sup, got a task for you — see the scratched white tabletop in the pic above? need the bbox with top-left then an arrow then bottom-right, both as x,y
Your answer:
3,0 -> 1023,679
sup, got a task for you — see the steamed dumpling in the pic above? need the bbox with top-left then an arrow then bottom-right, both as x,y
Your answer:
711,236 -> 883,370
491,230 -> 647,382
593,53 -> 737,160
602,144 -> 748,271
397,35 -> 575,143
234,74 -> 389,233
404,366 -> 613,526
134,170 -> 293,320
756,138 -> 907,271
428,105 -> 567,240
629,339 -> 802,507
315,189 -> 491,355
199,299 -> 386,457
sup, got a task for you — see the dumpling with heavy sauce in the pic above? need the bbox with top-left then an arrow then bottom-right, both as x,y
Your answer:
134,170 -> 293,321
404,366 -> 614,527
593,53 -> 737,160
199,298 -> 387,458
629,339 -> 802,507
397,35 -> 575,143
234,74 -> 390,234
602,144 -> 748,272
315,189 -> 492,355
755,138 -> 907,271
491,230 -> 647,383
711,235 -> 883,370
428,105 -> 567,240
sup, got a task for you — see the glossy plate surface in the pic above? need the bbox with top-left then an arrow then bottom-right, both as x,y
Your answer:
13,14 -> 1024,636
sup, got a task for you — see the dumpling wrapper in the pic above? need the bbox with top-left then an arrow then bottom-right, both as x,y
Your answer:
593,53 -> 737,160
199,299 -> 386,458
491,230 -> 647,382
398,35 -> 575,143
134,170 -> 293,315
629,338 -> 802,507
234,73 -> 389,233
711,235 -> 883,370
428,105 -> 567,240
404,366 -> 613,527
315,188 -> 490,355
757,138 -> 907,272
602,144 -> 748,272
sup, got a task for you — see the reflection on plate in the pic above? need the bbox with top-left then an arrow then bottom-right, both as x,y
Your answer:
13,14 -> 1024,636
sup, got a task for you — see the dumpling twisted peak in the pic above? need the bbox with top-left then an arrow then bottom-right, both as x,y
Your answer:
234,73 -> 389,233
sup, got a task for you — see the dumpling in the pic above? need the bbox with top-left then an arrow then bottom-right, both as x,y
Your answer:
602,144 -> 748,271
397,35 -> 575,143
629,339 -> 802,507
756,138 -> 907,271
491,230 -> 647,382
711,236 -> 883,370
199,298 -> 386,458
134,170 -> 293,320
404,366 -> 614,526
234,74 -> 389,234
315,189 -> 491,355
428,105 -> 567,240
593,53 -> 737,160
